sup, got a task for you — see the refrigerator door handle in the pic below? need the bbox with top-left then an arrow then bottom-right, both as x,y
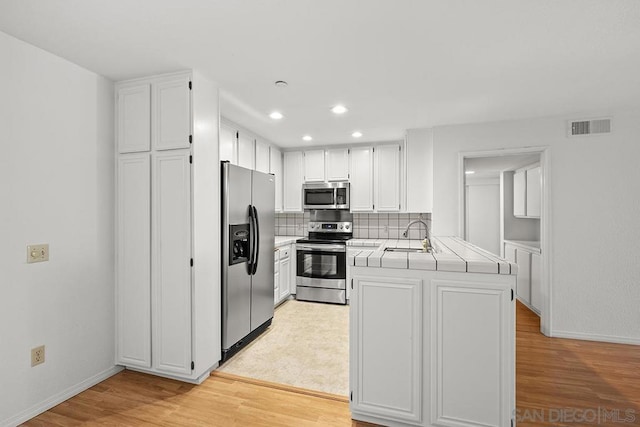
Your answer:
248,204 -> 256,275
252,205 -> 260,275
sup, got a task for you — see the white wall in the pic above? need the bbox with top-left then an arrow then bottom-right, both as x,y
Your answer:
0,31 -> 117,425
431,111 -> 640,343
465,178 -> 500,255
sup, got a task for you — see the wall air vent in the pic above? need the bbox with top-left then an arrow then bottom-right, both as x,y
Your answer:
568,118 -> 611,137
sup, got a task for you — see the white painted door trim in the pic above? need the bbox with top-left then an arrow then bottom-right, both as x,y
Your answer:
457,147 -> 552,336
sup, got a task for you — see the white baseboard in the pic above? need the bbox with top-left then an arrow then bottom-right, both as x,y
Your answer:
552,330 -> 640,346
125,365 -> 213,385
1,365 -> 124,427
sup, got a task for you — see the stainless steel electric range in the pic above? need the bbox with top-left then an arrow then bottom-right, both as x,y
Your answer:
295,211 -> 352,304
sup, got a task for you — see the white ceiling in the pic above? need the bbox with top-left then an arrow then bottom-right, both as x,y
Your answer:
464,154 -> 540,179
1,0 -> 639,148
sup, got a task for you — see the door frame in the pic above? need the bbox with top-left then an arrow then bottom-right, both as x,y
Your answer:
457,147 -> 552,336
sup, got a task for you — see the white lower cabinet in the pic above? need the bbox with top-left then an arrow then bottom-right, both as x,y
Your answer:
530,253 -> 542,313
430,281 -> 512,427
351,276 -> 423,424
117,153 -> 151,368
290,243 -> 297,295
117,149 -> 195,377
274,249 -> 280,304
274,244 -> 291,305
504,241 -> 541,314
515,250 -> 531,305
152,150 -> 192,375
350,270 -> 515,427
279,252 -> 291,301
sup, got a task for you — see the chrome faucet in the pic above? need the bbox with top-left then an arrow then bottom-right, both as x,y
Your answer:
402,219 -> 429,240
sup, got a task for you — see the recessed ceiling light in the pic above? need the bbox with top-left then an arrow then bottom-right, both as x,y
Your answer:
331,105 -> 348,115
302,135 -> 313,142
352,131 -> 363,138
269,111 -> 283,120
465,170 -> 475,175
274,80 -> 288,87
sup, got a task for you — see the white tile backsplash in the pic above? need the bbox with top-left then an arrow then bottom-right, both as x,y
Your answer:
275,213 -> 306,236
353,213 -> 431,240
274,212 -> 432,239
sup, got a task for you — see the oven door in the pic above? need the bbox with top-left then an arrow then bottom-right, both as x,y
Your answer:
303,188 -> 336,210
296,244 -> 346,289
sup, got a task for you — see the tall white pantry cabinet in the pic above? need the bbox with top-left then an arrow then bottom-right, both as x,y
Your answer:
115,71 -> 221,383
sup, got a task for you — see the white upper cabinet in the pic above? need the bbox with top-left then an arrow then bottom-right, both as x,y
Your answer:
513,170 -> 526,217
284,151 -> 304,212
237,132 -> 255,170
153,76 -> 191,150
405,129 -> 433,213
326,148 -> 350,181
219,124 -> 237,164
304,149 -> 326,182
220,118 -> 284,213
375,144 -> 401,212
255,139 -> 270,173
513,164 -> 541,218
270,146 -> 283,212
350,146 -> 374,212
526,166 -> 541,218
117,84 -> 151,153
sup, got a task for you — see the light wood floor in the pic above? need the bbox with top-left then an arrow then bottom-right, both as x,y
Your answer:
516,301 -> 640,426
25,302 -> 640,426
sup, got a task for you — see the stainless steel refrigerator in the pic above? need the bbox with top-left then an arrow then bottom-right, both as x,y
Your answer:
221,161 -> 275,362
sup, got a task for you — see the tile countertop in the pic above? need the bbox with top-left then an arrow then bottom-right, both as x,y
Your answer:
348,236 -> 518,275
275,236 -> 299,247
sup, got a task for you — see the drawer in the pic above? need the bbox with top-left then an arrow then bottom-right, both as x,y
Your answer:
279,245 -> 291,260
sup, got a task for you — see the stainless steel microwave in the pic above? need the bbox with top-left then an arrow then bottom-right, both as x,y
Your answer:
302,182 -> 350,210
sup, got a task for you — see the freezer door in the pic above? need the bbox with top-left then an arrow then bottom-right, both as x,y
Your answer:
222,163 -> 253,350
250,170 -> 275,330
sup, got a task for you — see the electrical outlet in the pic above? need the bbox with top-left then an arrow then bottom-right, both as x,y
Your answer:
31,345 -> 45,367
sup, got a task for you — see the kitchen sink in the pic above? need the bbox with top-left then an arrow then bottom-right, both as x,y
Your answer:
384,247 -> 435,254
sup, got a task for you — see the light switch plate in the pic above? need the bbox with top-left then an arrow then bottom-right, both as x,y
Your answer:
27,244 -> 49,263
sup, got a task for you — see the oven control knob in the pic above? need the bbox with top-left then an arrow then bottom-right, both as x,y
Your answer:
316,224 -> 321,229
345,224 -> 350,230
309,222 -> 315,229
339,225 -> 344,230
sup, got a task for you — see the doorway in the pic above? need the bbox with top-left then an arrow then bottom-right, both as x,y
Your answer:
460,147 -> 551,335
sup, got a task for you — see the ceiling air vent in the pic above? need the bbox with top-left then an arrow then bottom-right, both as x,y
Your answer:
568,118 -> 611,137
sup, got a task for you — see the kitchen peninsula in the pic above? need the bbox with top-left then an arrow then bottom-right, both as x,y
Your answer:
348,237 -> 516,427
